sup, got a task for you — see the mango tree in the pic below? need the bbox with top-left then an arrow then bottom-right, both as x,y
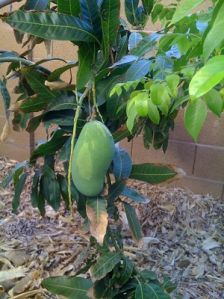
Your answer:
0,0 -> 224,298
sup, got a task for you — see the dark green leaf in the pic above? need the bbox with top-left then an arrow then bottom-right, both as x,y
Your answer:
112,146 -> 132,179
113,127 -> 131,143
57,174 -> 69,209
12,173 -> 27,213
42,276 -> 92,299
118,257 -> 134,286
124,202 -> 142,241
140,270 -> 158,282
184,98 -> 207,141
107,181 -> 125,202
130,164 -> 177,184
30,130 -> 69,163
0,79 -> 10,119
162,276 -> 176,294
7,11 -> 99,43
135,282 -> 171,299
122,186 -> 148,203
77,43 -> 94,90
26,115 -> 43,133
80,0 -> 101,36
57,0 -> 80,16
31,171 -> 40,208
91,252 -> 121,280
48,62 -> 77,82
25,0 -> 49,10
41,165 -> 61,211
101,0 -> 120,58
20,95 -> 51,113
142,0 -> 154,15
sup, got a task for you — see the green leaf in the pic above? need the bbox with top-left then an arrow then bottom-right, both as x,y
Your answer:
135,282 -> 171,299
31,171 -> 40,208
86,197 -> 108,244
118,257 -> 134,286
80,0 -> 101,36
91,252 -> 120,280
204,89 -> 223,117
162,276 -> 176,294
41,165 -> 61,211
30,130 -> 69,163
112,146 -> 132,179
124,202 -> 142,241
131,35 -> 156,57
26,115 -> 43,133
166,74 -> 180,98
101,0 -> 120,58
20,95 -> 50,113
112,127 -> 131,143
12,173 -> 27,213
126,103 -> 138,132
184,98 -> 207,141
189,56 -> 224,99
148,99 -> 160,124
142,0 -> 154,15
0,79 -> 10,119
48,62 -> 77,82
42,276 -> 92,299
203,2 -> 224,60
25,0 -> 49,10
171,0 -> 204,24
130,164 -> 177,184
122,187 -> 148,203
6,11 -> 99,43
125,60 -> 151,81
77,43 -> 94,90
57,0 -> 80,16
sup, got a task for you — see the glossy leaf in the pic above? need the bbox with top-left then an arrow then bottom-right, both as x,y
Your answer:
91,252 -> 121,280
124,202 -> 142,241
42,276 -> 92,299
0,79 -> 10,119
184,98 -> 207,141
203,2 -> 224,60
171,0 -> 204,24
130,163 -> 177,184
112,146 -> 132,179
86,197 -> 108,244
204,89 -> 223,117
25,0 -> 49,10
77,43 -> 94,90
6,11 -> 99,43
12,173 -> 27,213
189,56 -> 224,99
101,0 -> 120,58
80,0 -> 101,35
148,99 -> 160,124
30,130 -> 69,163
121,186 -> 148,203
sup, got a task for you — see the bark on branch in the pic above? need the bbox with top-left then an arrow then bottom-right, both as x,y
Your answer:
0,0 -> 20,9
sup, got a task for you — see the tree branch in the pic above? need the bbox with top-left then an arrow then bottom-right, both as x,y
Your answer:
0,0 -> 20,9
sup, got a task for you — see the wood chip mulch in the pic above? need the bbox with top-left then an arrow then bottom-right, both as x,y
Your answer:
0,157 -> 223,299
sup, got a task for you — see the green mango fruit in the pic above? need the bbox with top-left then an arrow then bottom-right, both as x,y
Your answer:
72,121 -> 115,197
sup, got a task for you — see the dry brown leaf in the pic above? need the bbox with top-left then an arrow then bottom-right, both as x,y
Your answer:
86,198 -> 108,245
0,267 -> 27,283
0,121 -> 10,143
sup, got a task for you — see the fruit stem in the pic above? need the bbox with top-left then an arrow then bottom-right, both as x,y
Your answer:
67,85 -> 92,216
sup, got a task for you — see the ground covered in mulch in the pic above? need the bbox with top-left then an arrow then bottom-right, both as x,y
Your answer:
0,157 -> 223,299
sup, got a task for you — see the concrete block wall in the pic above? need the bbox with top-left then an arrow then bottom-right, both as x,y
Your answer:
0,1 -> 223,199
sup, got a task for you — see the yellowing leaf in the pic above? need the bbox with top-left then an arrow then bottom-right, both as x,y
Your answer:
86,197 -> 108,245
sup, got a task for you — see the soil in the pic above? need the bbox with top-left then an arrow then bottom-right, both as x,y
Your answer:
0,157 -> 223,299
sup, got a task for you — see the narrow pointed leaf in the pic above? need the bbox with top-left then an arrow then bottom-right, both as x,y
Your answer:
42,276 -> 92,299
184,98 -> 207,141
171,0 -> 204,24
124,202 -> 142,241
122,186 -> 148,203
6,11 -> 99,43
101,0 -> 120,58
130,164 -> 177,184
112,146 -> 132,179
0,79 -> 10,119
12,173 -> 27,213
86,197 -> 108,244
91,252 -> 120,280
77,43 -> 94,90
57,0 -> 80,16
80,0 -> 101,35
